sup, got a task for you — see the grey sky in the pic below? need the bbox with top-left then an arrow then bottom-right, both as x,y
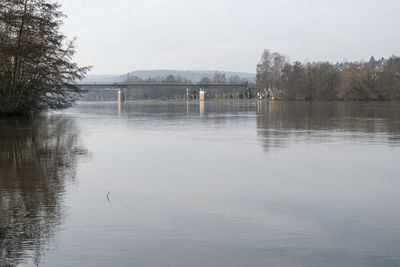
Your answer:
60,0 -> 400,74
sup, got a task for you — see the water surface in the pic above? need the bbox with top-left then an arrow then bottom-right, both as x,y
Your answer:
1,101 -> 400,266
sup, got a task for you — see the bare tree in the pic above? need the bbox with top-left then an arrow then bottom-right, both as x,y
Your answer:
199,77 -> 211,84
164,74 -> 176,83
125,75 -> 143,83
256,49 -> 273,90
0,0 -> 91,115
213,71 -> 227,83
256,49 -> 287,97
228,75 -> 242,83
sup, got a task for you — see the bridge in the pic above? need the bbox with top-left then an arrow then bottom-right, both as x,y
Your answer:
78,82 -> 250,90
77,82 -> 257,101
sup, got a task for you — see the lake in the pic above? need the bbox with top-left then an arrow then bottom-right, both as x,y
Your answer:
1,101 -> 400,267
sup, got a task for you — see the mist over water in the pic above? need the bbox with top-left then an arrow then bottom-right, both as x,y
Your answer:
1,101 -> 400,266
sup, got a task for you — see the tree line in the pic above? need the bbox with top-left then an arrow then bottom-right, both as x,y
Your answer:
125,71 -> 248,84
257,49 -> 400,101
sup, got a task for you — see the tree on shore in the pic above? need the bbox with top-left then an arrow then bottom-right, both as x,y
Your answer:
0,0 -> 90,115
228,75 -> 247,84
256,49 -> 287,96
198,76 -> 211,84
213,71 -> 227,83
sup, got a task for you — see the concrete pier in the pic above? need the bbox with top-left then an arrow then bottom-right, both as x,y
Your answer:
118,90 -> 124,102
199,88 -> 206,101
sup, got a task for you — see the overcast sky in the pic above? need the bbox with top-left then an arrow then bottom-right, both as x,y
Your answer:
60,0 -> 400,74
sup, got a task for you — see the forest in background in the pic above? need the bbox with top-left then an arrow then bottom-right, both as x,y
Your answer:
124,71 -> 249,84
256,50 -> 400,101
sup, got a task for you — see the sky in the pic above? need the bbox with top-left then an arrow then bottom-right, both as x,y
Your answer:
59,0 -> 400,75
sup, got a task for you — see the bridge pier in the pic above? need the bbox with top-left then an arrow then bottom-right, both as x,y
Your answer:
118,89 -> 124,102
199,88 -> 206,101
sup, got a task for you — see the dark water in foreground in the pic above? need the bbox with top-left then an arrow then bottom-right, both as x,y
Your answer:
1,101 -> 400,267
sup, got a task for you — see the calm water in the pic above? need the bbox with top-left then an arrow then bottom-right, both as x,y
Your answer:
1,101 -> 400,267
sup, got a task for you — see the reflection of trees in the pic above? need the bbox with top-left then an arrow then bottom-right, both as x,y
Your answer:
256,101 -> 400,151
0,116 -> 88,266
117,101 -> 256,126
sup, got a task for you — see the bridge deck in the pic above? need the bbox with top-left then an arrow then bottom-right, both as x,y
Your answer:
78,83 -> 251,90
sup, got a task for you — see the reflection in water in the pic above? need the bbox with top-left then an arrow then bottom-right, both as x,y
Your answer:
256,101 -> 400,151
8,101 -> 399,267
75,101 -> 400,151
62,101 -> 400,267
118,101 -> 122,117
0,116 -> 88,266
199,101 -> 204,116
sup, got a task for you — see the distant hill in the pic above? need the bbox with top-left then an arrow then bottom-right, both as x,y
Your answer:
81,74 -> 120,83
83,70 -> 255,83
